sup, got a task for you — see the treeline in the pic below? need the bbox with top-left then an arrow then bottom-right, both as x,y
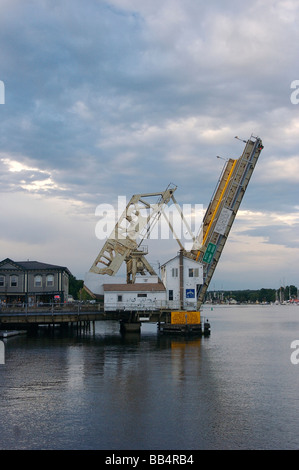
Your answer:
206,285 -> 298,304
69,273 -> 298,305
68,275 -> 94,301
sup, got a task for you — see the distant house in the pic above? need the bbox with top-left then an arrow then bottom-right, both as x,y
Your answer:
0,258 -> 71,304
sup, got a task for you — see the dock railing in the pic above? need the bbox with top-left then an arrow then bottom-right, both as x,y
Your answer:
0,299 -> 201,312
0,301 -> 104,314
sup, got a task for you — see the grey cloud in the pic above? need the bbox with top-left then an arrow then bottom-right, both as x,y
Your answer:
238,224 -> 299,249
0,0 -> 298,283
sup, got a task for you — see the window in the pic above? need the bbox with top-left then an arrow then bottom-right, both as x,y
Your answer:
117,295 -> 123,302
34,275 -> 42,287
189,268 -> 199,278
137,293 -> 147,298
0,276 -> 5,287
10,275 -> 18,287
169,290 -> 173,301
46,274 -> 54,287
172,268 -> 178,277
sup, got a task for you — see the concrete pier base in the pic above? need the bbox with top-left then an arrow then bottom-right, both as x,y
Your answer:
119,320 -> 141,334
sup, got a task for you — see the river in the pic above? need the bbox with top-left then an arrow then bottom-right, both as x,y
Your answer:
0,304 -> 299,450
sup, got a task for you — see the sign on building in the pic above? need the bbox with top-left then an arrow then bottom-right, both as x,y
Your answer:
186,289 -> 195,298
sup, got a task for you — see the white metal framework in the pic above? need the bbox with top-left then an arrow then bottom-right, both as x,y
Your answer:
89,184 -> 179,283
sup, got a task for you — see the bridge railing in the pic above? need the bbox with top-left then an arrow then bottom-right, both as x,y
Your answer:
0,300 -> 200,315
103,300 -> 198,312
0,302 -> 104,314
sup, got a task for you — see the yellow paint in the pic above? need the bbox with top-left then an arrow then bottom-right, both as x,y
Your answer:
171,311 -> 201,324
196,159 -> 237,261
171,338 -> 201,350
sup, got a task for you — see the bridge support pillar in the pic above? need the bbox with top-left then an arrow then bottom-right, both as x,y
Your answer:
119,320 -> 141,334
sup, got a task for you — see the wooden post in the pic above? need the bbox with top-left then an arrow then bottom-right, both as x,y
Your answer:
179,249 -> 184,310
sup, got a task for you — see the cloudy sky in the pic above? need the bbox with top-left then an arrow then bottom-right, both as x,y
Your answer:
0,0 -> 299,290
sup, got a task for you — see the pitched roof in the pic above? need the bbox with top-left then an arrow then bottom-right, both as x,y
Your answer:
0,258 -> 71,275
103,283 -> 166,292
160,253 -> 202,267
16,260 -> 69,271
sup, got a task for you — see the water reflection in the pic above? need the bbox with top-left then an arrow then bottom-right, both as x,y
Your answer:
168,337 -> 202,382
2,307 -> 299,449
66,346 -> 85,390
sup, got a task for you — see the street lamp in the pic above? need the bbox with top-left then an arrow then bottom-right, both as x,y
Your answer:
216,155 -> 228,161
234,136 -> 247,143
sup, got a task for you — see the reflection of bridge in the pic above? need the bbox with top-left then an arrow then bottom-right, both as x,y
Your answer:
0,302 -> 210,336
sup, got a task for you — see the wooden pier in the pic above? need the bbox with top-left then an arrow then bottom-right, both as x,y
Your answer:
0,303 -> 105,330
0,303 -> 210,336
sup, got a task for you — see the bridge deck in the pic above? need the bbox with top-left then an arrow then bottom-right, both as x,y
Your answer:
0,304 -> 173,326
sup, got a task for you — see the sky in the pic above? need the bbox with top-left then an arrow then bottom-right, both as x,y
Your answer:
0,0 -> 299,291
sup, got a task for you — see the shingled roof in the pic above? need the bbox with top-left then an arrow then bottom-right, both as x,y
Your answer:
16,260 -> 69,271
103,283 -> 166,292
0,258 -> 71,275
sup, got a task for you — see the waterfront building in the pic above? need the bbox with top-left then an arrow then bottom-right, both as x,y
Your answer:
160,253 -> 203,310
85,252 -> 203,311
103,275 -> 166,311
0,258 -> 71,304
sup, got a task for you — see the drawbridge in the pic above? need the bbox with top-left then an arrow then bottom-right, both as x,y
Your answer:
84,134 -> 263,334
190,135 -> 264,309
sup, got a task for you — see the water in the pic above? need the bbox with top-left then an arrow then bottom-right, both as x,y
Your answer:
1,304 -> 299,450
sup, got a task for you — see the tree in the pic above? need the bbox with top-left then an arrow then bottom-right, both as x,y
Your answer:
69,275 -> 84,300
286,285 -> 298,300
258,288 -> 276,303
